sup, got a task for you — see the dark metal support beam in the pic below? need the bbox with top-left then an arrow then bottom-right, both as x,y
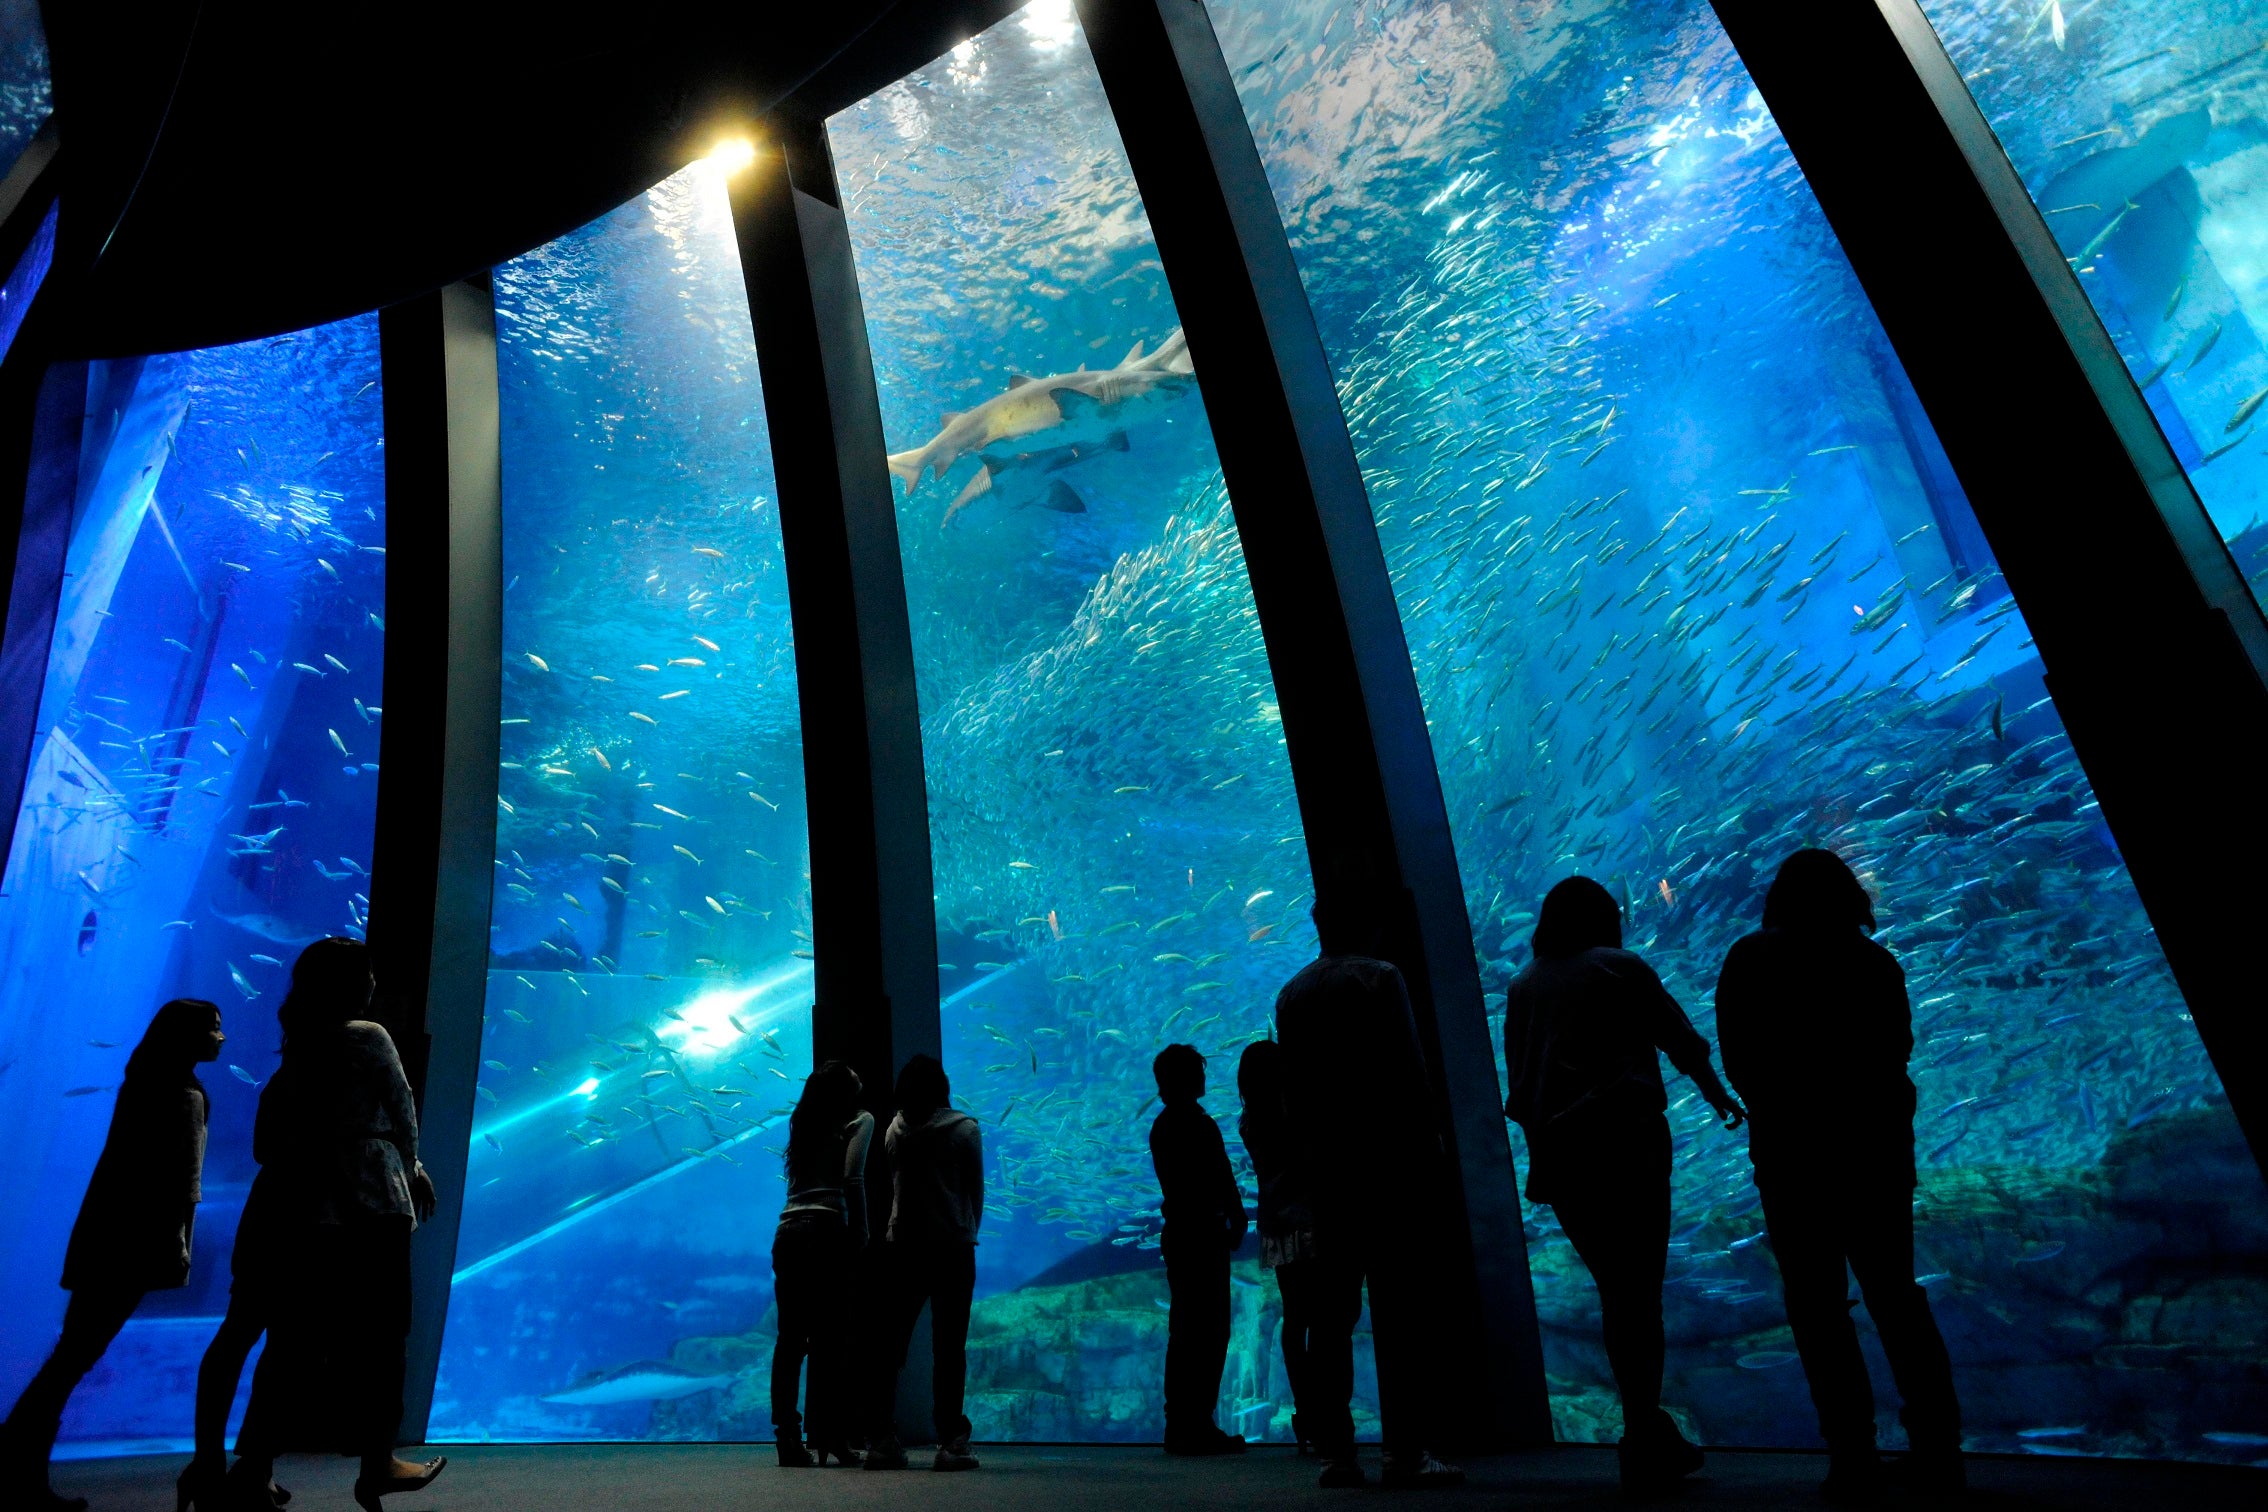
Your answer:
727,120 -> 941,1114
1075,0 -> 1550,1450
377,281 -> 504,1442
1709,0 -> 2268,1179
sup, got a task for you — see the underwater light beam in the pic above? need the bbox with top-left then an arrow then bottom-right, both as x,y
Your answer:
467,960 -> 813,1144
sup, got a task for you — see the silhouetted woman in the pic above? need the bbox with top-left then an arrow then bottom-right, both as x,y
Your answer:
1236,1039 -> 1316,1454
771,1059 -> 872,1467
1715,849 -> 1961,1501
1502,877 -> 1743,1496
224,939 -> 441,1512
2,999 -> 222,1511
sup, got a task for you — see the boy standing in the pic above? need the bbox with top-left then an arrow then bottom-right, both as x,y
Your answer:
1148,1043 -> 1249,1456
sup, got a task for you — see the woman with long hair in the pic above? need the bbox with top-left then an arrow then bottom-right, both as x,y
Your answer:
770,1058 -> 872,1467
1502,877 -> 1744,1496
1235,1038 -> 1316,1455
2,998 -> 222,1511
222,939 -> 442,1512
1716,849 -> 1961,1501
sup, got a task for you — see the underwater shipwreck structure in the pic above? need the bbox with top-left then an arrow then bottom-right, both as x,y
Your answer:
0,0 -> 2265,1469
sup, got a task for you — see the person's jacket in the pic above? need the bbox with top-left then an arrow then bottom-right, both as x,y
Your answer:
257,1020 -> 423,1227
62,1070 -> 209,1291
884,1106 -> 983,1245
1715,925 -> 1917,1188
1502,946 -> 1714,1202
1274,953 -> 1439,1237
777,1109 -> 875,1245
1149,1100 -> 1246,1253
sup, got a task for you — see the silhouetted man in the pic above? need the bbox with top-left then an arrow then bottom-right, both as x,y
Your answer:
1274,896 -> 1463,1489
1148,1043 -> 1248,1455
1717,849 -> 1962,1503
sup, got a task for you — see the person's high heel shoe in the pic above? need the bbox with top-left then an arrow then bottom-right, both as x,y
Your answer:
350,1456 -> 446,1512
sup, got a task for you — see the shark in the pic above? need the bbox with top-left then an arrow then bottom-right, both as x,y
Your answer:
939,444 -> 1114,529
888,329 -> 1197,523
209,908 -> 323,948
539,1359 -> 738,1406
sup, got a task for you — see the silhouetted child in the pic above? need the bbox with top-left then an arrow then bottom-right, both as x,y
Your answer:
1148,1043 -> 1247,1456
1237,1040 -> 1316,1453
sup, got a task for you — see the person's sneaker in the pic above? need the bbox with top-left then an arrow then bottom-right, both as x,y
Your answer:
1317,1456 -> 1369,1489
1819,1449 -> 1882,1506
1165,1428 -> 1248,1456
861,1438 -> 909,1470
932,1437 -> 980,1472
1380,1450 -> 1466,1488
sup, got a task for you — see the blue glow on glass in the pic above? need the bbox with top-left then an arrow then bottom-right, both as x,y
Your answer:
0,314 -> 387,1453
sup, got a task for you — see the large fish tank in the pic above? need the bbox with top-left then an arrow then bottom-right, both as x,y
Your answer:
0,308 -> 390,1454
1,0 -> 2264,1469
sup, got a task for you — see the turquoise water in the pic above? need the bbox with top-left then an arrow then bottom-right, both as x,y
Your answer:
1920,0 -> 2268,616
428,162 -> 814,1444
4,0 -> 2264,1466
828,0 -> 1357,1445
0,318 -> 388,1449
1211,0 -> 2265,1460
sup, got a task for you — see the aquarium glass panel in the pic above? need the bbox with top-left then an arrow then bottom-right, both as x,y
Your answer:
0,317 -> 387,1452
427,161 -> 815,1445
1213,0 -> 2265,1462
0,0 -> 48,183
828,0 -> 1345,1445
1920,1 -> 2268,610
0,198 -> 54,361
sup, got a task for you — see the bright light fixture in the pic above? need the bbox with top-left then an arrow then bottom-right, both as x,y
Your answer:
707,138 -> 758,174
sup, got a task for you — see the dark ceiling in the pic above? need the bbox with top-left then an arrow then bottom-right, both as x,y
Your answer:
38,0 -> 1023,358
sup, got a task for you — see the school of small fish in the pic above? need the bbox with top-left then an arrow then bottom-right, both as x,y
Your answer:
16,323 -> 387,1075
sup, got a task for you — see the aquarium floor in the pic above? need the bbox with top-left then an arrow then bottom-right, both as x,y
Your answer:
49,1443 -> 2264,1511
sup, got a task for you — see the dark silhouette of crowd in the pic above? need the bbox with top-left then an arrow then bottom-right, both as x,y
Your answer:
4,847 -> 1962,1507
